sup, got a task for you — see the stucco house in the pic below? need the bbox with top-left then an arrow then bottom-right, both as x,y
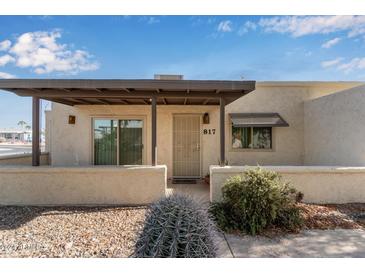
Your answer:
1,77 -> 365,205
44,79 -> 365,172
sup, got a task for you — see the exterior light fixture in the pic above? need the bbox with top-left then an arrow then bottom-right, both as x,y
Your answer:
68,115 -> 76,124
203,113 -> 209,124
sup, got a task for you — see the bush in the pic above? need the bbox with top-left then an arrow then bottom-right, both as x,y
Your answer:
133,194 -> 217,258
209,167 -> 303,235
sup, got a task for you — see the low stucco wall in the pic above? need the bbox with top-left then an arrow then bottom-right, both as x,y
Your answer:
0,152 -> 49,166
210,165 -> 365,204
0,165 -> 167,205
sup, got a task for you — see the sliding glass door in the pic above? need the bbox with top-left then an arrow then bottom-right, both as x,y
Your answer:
93,118 -> 143,165
119,120 -> 143,165
93,119 -> 118,165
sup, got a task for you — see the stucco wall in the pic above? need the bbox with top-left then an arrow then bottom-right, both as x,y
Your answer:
210,165 -> 365,204
0,152 -> 49,165
304,84 -> 365,165
0,165 -> 166,205
47,82 -> 365,176
225,84 -> 307,166
49,103 -> 219,178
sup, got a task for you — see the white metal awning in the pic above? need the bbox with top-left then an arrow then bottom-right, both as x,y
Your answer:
230,113 -> 289,127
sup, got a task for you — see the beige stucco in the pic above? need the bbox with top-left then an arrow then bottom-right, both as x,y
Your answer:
0,165 -> 166,205
210,165 -> 365,204
46,81 -> 365,178
304,84 -> 365,165
226,84 -> 307,166
0,152 -> 49,165
48,103 -> 219,178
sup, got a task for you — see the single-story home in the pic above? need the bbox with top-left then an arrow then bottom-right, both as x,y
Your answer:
0,76 -> 365,205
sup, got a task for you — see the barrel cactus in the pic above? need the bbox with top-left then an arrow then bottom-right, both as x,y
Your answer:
133,194 -> 217,258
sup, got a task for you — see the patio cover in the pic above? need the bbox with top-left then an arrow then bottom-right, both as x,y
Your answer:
0,79 -> 256,106
0,78 -> 256,167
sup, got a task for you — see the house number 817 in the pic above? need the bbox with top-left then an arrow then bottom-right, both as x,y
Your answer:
203,129 -> 216,135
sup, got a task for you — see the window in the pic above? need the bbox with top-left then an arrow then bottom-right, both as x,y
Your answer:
232,126 -> 272,149
93,119 -> 143,165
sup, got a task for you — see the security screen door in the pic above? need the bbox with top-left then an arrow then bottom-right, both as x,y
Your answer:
173,115 -> 201,178
94,119 -> 143,165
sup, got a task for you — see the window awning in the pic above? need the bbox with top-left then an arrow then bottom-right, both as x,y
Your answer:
230,113 -> 289,127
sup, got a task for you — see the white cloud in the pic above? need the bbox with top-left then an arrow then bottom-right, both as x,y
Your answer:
138,16 -> 160,25
322,37 -> 341,49
217,20 -> 233,32
7,30 -> 99,74
321,57 -> 365,73
321,57 -> 343,68
0,71 -> 16,79
238,21 -> 257,36
190,16 -> 216,27
259,16 -> 365,38
305,51 -> 312,57
147,17 -> 160,24
147,17 -> 159,24
0,40 -> 11,51
0,54 -> 15,66
337,57 -> 365,73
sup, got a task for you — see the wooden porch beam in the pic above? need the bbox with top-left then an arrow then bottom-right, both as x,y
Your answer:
13,89 -> 245,99
95,98 -> 111,104
220,97 -> 225,166
151,96 -> 157,166
203,98 -> 210,105
32,97 -> 40,166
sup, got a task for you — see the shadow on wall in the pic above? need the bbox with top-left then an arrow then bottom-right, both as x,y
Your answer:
0,206 -> 146,230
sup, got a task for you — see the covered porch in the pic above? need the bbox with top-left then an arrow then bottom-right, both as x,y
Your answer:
0,78 -> 255,206
0,78 -> 256,169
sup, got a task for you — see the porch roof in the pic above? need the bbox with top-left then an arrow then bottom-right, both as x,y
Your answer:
0,79 -> 256,106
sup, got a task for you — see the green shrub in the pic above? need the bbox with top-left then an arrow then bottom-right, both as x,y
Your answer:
209,167 -> 303,235
133,194 -> 217,258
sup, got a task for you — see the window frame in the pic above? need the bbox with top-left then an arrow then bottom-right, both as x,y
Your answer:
91,116 -> 147,165
229,124 -> 275,152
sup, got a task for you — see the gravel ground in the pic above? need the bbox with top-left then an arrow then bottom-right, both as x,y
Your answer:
0,206 -> 146,258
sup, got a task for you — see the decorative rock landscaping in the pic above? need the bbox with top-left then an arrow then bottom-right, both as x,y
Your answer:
0,206 -> 146,258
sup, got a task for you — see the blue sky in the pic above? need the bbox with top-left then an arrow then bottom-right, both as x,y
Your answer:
0,15 -> 365,128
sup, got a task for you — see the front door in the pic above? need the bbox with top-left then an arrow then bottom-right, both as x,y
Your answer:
173,114 -> 201,178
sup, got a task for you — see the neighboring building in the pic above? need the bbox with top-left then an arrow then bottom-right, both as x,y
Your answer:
0,129 -> 32,143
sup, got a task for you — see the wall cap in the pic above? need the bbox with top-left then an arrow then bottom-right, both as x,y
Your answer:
0,164 -> 167,174
210,165 -> 365,174
0,152 -> 49,161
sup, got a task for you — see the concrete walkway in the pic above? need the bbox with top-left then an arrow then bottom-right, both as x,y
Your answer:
216,229 -> 365,258
166,179 -> 210,207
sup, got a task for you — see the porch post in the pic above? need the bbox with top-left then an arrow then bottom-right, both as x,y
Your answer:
151,96 -> 157,166
219,97 -> 225,166
32,96 -> 40,166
